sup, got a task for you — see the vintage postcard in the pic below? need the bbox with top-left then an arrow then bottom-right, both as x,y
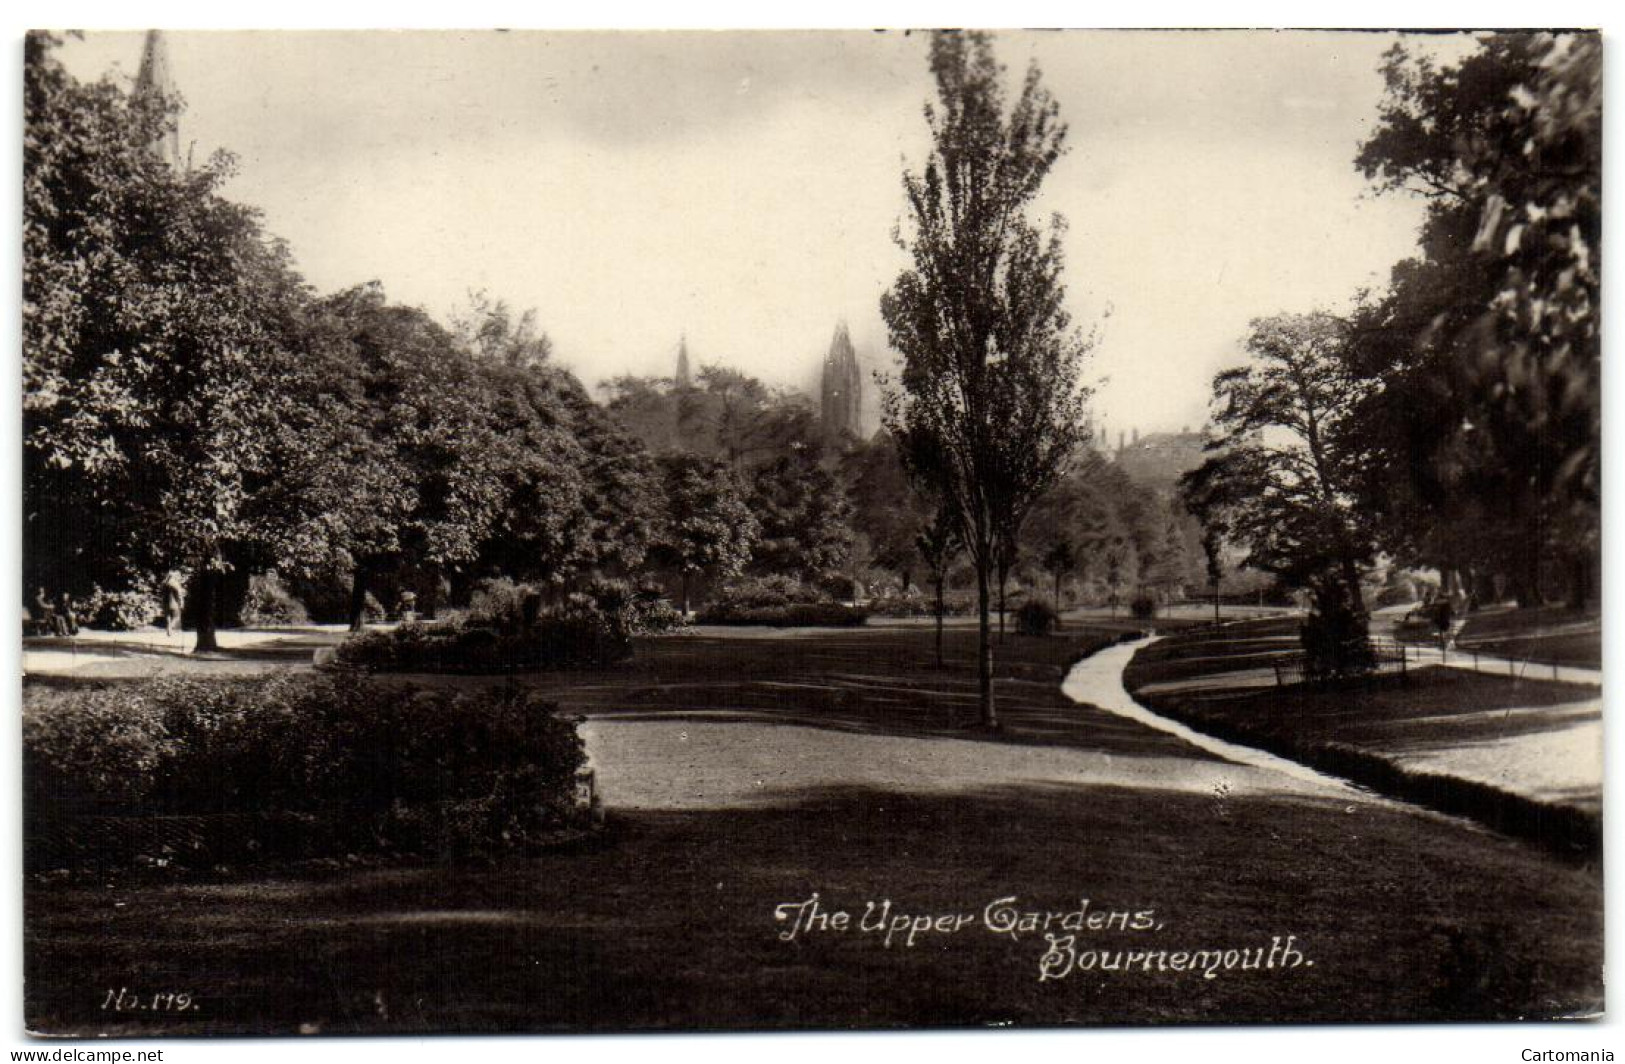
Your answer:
19,27 -> 1602,1039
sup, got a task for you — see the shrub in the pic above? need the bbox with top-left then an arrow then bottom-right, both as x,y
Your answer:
867,589 -> 934,617
334,609 -> 632,673
1015,600 -> 1058,637
708,575 -> 829,612
1301,598 -> 1376,681
468,575 -> 535,630
83,586 -> 161,631
812,570 -> 861,602
577,578 -> 684,635
627,596 -> 688,634
239,572 -> 310,626
696,601 -> 869,627
1129,592 -> 1158,620
24,673 -> 590,866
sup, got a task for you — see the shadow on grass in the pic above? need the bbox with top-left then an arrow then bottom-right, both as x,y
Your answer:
526,627 -> 1231,762
25,779 -> 1601,1035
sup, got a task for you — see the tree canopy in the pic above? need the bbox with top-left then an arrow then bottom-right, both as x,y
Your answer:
881,31 -> 1093,726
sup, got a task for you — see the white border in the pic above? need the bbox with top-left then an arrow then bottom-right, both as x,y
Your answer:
4,5 -> 1617,1064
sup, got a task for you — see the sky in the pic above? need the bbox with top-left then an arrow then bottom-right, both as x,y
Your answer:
55,28 -> 1477,435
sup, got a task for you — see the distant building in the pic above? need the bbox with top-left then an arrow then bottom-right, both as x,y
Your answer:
1112,429 -> 1209,490
135,30 -> 182,168
820,323 -> 862,438
674,334 -> 692,388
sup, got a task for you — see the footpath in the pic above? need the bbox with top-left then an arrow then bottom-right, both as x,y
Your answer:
1121,618 -> 1602,859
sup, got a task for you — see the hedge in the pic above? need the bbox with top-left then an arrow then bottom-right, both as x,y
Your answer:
24,672 -> 592,869
335,613 -> 632,673
696,602 -> 870,627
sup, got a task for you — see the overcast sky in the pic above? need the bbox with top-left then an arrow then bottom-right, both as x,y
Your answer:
57,29 -> 1476,434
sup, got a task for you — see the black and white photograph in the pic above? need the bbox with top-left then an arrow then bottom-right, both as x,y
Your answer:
13,15 -> 1606,1047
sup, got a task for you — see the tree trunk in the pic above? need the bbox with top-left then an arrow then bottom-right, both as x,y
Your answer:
976,560 -> 997,729
1509,551 -> 1542,609
348,565 -> 371,632
997,569 -> 1008,644
420,566 -> 440,621
193,565 -> 220,653
934,574 -> 945,668
680,571 -> 691,617
1569,554 -> 1593,611
1213,580 -> 1221,623
1339,554 -> 1365,618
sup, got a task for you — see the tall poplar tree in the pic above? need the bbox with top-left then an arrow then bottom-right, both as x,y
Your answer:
881,31 -> 1093,728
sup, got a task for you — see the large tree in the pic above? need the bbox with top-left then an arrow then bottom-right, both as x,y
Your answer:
881,31 -> 1093,728
842,432 -> 927,593
1346,33 -> 1600,607
649,453 -> 760,615
24,32 -> 310,649
1181,313 -> 1373,621
284,284 -> 515,629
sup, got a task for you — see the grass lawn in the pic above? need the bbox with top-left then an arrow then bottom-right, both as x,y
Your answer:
23,620 -> 1603,1034
1454,605 -> 1600,668
1124,620 -> 1603,854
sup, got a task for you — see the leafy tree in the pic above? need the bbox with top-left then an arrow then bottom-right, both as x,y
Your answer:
1348,33 -> 1599,607
1196,522 -> 1227,623
599,374 -> 683,454
24,32 -> 310,650
1040,538 -> 1076,615
881,31 -> 1093,728
1182,312 -> 1373,625
842,432 -> 927,591
747,433 -> 854,583
449,289 -> 554,369
649,453 -> 759,614
915,504 -> 962,667
288,285 -> 512,629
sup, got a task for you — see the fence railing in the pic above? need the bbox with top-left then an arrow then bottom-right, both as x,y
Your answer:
1272,635 -> 1595,687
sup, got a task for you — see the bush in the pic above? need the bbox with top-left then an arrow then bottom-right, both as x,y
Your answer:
1129,592 -> 1158,620
83,585 -> 161,631
239,572 -> 310,626
1015,600 -> 1059,637
867,589 -> 934,617
812,570 -> 861,602
627,596 -> 688,634
707,575 -> 830,612
334,608 -> 632,674
696,601 -> 869,627
1301,597 -> 1376,681
579,578 -> 687,635
24,673 -> 590,866
468,576 -> 534,630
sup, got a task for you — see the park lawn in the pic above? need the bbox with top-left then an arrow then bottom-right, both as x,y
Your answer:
24,621 -> 1602,1034
1126,623 -> 1599,756
392,620 -> 1166,749
1455,605 -> 1601,669
1124,620 -> 1603,854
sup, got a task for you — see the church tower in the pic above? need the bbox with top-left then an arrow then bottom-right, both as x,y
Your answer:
820,323 -> 862,438
135,30 -> 182,169
674,334 -> 692,388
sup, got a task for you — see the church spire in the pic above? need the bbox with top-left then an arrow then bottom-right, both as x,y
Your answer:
135,30 -> 182,168
820,321 -> 862,438
674,333 -> 692,388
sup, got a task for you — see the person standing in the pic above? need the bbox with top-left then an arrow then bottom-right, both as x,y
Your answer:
55,591 -> 78,636
32,587 -> 58,637
161,571 -> 186,637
